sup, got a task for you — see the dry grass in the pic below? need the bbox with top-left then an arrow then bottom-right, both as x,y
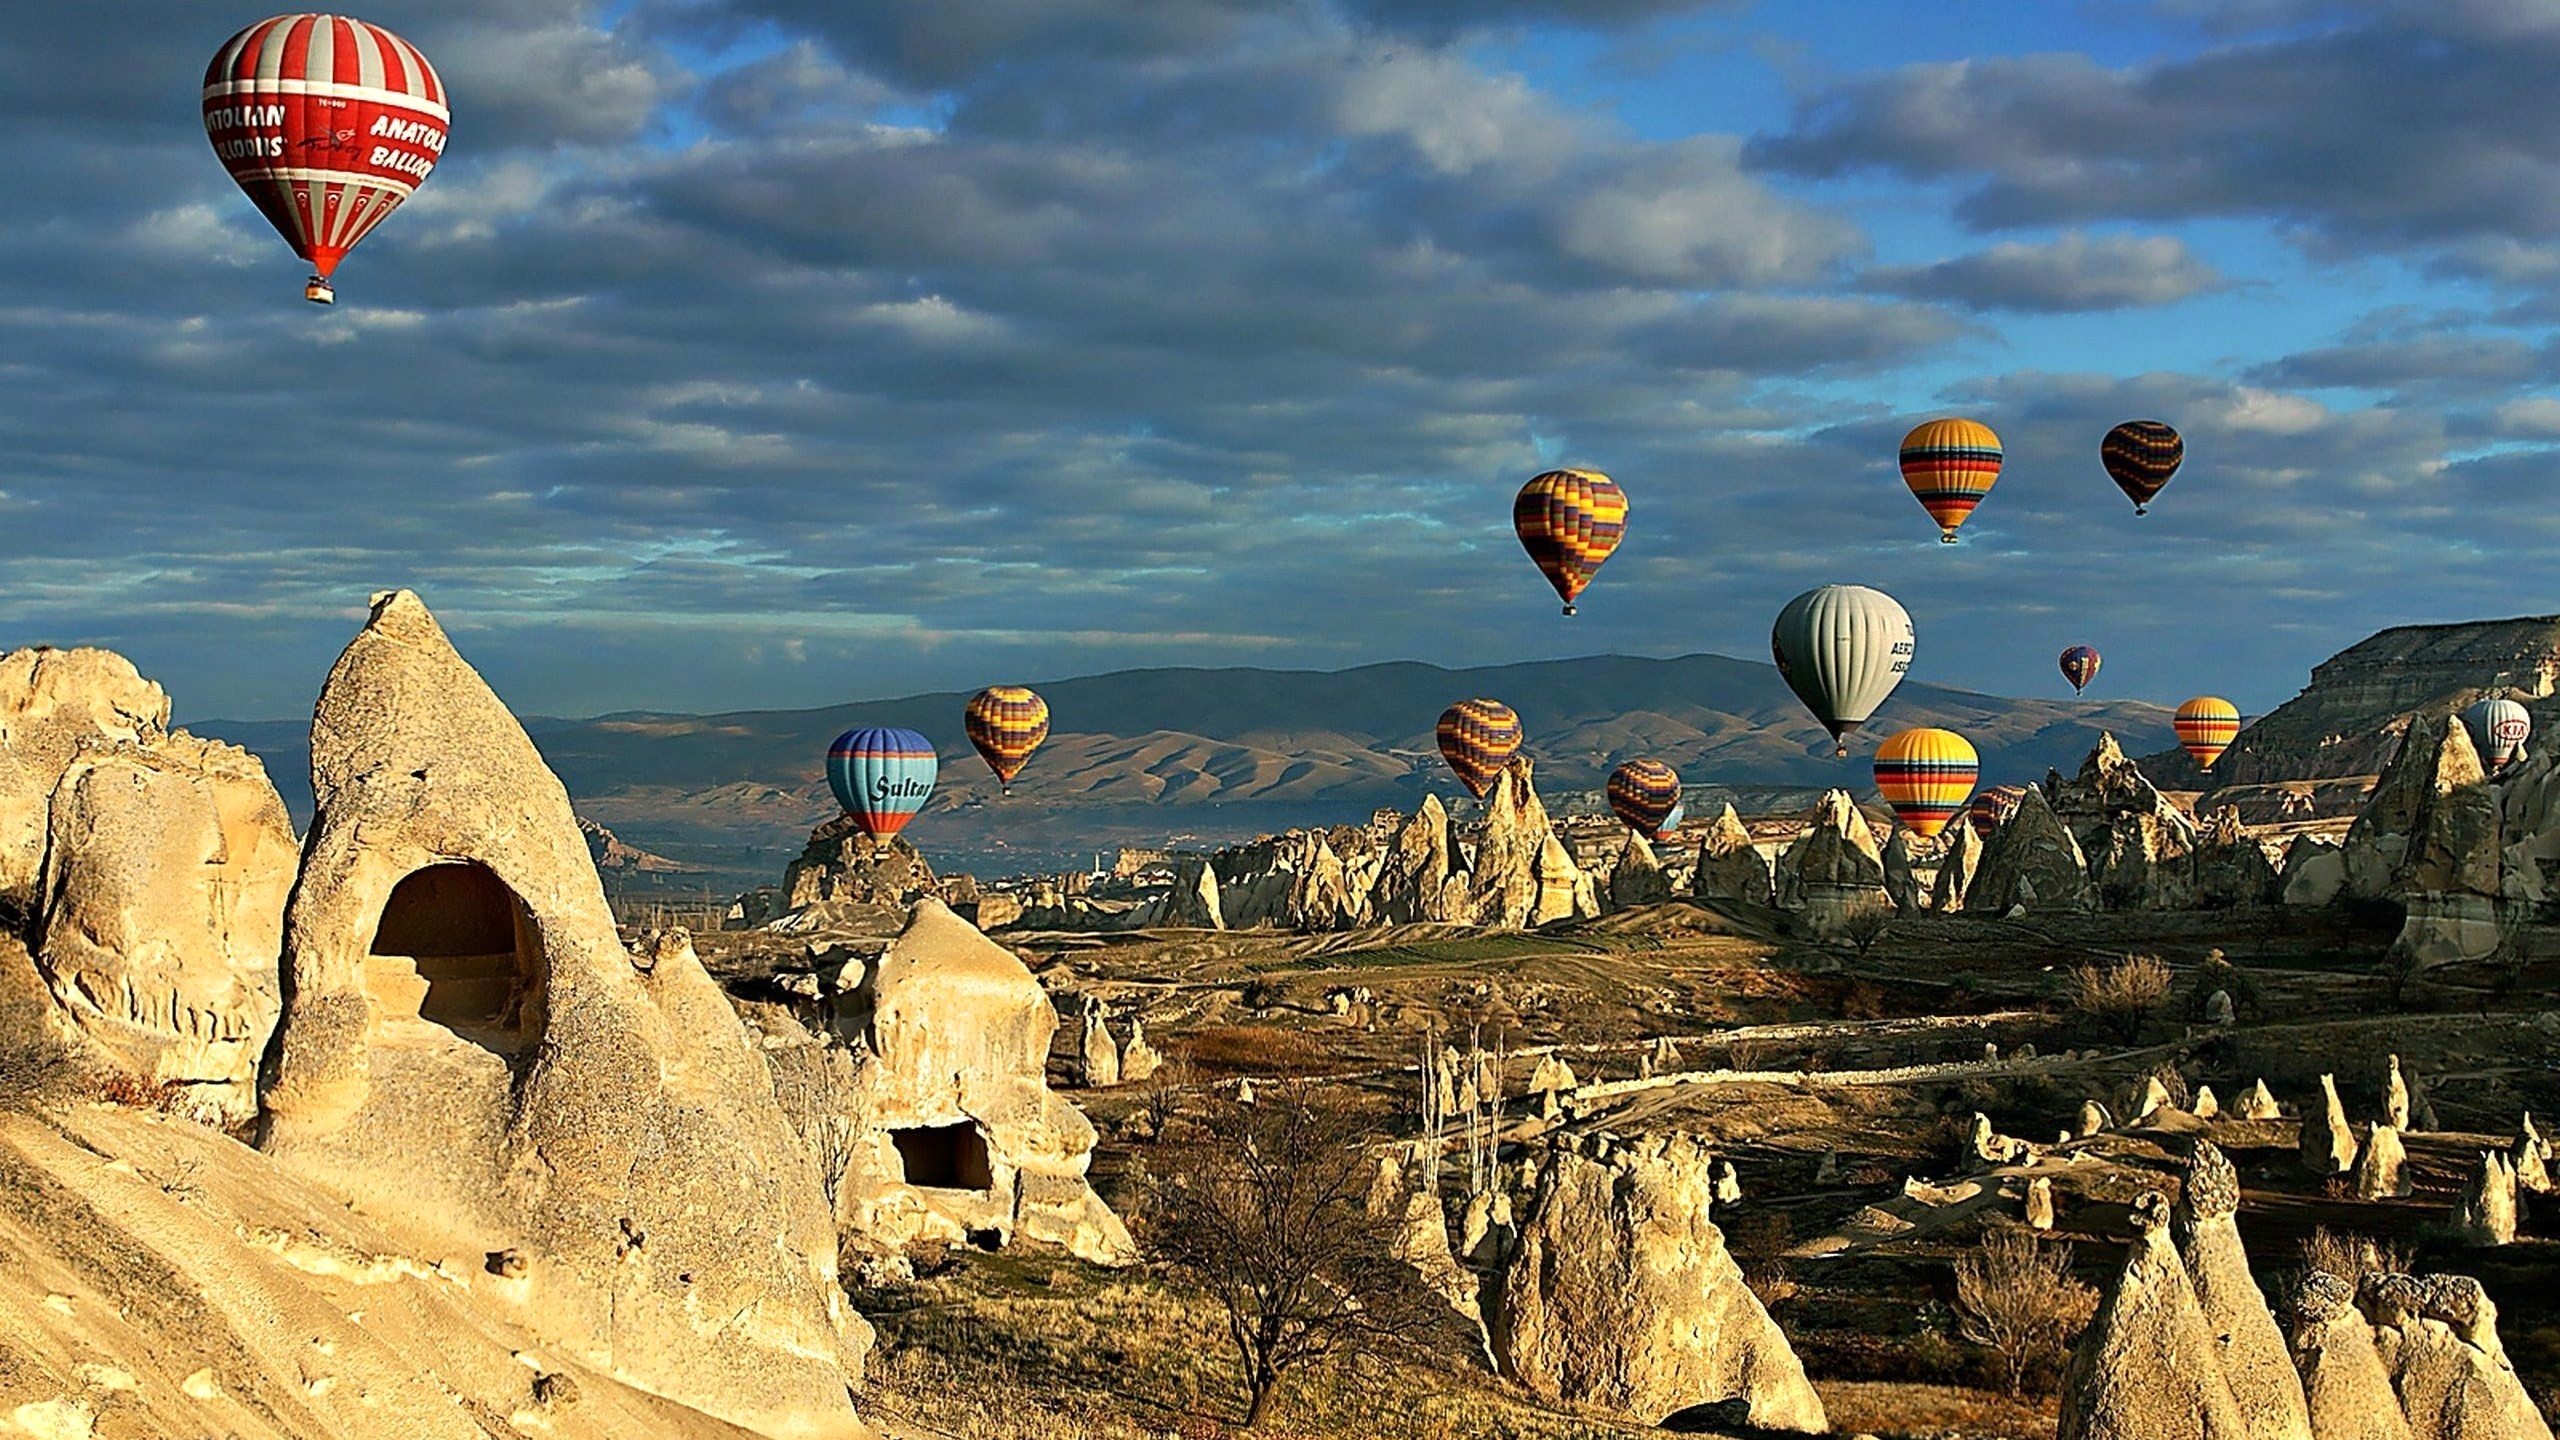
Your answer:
2297,1226 -> 2415,1293
2070,953 -> 2173,1045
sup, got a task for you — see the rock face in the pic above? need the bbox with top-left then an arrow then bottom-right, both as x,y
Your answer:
2284,1271 -> 2414,1440
2179,1143 -> 2314,1440
2281,836 -> 2348,908
2053,735 -> 2199,910
2450,1152 -> 2518,1248
1608,831 -> 1673,908
1968,785 -> 2092,915
2357,1125 -> 2413,1201
2306,1076 -> 2361,1177
1492,1133 -> 1826,1432
1374,794 -> 1468,923
256,592 -> 864,1437
829,899 -> 1134,1266
2191,807 -> 2282,908
1466,759 -> 1599,928
1693,804 -> 1775,906
1881,827 -> 1925,912
781,819 -> 943,925
1931,822 -> 1981,912
32,733 -> 297,1120
2339,715 -> 2509,969
1774,791 -> 1889,936
0,646 -> 171,913
2362,1273 -> 2553,1440
1215,827 -> 1370,929
2058,1191 -> 2249,1440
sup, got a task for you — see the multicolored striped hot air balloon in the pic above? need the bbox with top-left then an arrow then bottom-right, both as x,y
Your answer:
827,727 -> 938,840
1606,759 -> 1683,839
964,686 -> 1049,793
1771,584 -> 1915,756
203,14 -> 449,304
2175,697 -> 2242,772
1969,784 -> 2028,840
2059,645 -> 2101,695
2102,421 -> 2183,514
1513,469 -> 1627,616
2465,697 -> 2532,770
1872,728 -> 1979,839
1436,699 -> 1522,798
1899,418 -> 2002,543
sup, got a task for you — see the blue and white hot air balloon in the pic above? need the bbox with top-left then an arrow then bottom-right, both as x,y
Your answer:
827,727 -> 938,839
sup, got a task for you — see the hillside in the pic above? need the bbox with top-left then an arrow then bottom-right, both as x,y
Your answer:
197,651 -> 2171,887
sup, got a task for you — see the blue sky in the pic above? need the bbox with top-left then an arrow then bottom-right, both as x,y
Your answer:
3,0 -> 2557,725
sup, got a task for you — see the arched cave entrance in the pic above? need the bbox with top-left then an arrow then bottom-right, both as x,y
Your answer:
370,860 -> 544,1055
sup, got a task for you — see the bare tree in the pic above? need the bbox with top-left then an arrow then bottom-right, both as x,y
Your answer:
1953,1227 -> 2097,1397
1841,901 -> 1893,957
2070,953 -> 2173,1046
1134,1082 -> 1439,1428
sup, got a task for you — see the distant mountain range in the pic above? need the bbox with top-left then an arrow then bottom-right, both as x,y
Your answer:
196,651 -> 2171,891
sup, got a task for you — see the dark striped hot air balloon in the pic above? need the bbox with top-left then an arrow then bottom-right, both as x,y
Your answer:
964,686 -> 1049,793
1899,418 -> 2002,543
2059,645 -> 2101,695
827,727 -> 937,840
1436,699 -> 1522,798
2175,697 -> 2241,771
1513,469 -> 1628,615
2102,421 -> 2183,514
1873,728 -> 1979,839
1969,785 -> 2027,840
1607,759 -> 1683,840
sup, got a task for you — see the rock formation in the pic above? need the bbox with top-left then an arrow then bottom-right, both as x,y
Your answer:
2179,1142 -> 2315,1440
256,592 -> 866,1436
1968,785 -> 2092,915
2057,1191 -> 2249,1440
32,732 -> 297,1120
1466,759 -> 1599,928
2239,1080 -> 2283,1122
2195,1085 -> 2221,1120
1214,827 -> 1370,929
2052,734 -> 2200,858
2344,716 -> 2506,969
1609,831 -> 1673,908
1493,1133 -> 1827,1432
0,646 -> 171,911
2192,807 -> 2282,908
2450,1152 -> 2518,1248
2026,1175 -> 2056,1230
2280,835 -> 2347,908
1368,1145 -> 1482,1328
2513,1115 -> 2553,1196
2306,1076 -> 2360,1177
1080,1005 -> 1122,1087
1374,794 -> 1467,923
781,818 -> 943,928
1120,1017 -> 1163,1084
2362,1273 -> 2553,1440
2284,1271 -> 2415,1440
1773,791 -> 1889,937
1881,826 -> 1924,912
1693,804 -> 1775,906
2356,1125 -> 2413,1201
2387,1055 -> 2413,1131
825,899 -> 1134,1266
1931,820 -> 1981,911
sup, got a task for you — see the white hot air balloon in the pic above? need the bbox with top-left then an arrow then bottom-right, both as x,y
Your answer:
2465,697 -> 2532,770
1772,584 -> 1915,757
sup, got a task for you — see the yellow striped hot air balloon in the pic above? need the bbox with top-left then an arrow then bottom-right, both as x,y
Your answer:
964,685 -> 1050,793
1436,698 -> 1522,798
1513,469 -> 1627,615
2175,696 -> 2242,771
1872,727 -> 1979,838
1899,418 -> 2002,543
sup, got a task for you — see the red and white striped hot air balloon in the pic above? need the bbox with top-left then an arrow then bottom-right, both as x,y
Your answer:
203,14 -> 449,304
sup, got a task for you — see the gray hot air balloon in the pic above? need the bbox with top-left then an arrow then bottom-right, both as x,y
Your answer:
1772,584 -> 1915,757
2465,697 -> 2532,770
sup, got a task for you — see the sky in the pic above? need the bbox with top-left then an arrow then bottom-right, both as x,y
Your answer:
6,0 -> 2560,724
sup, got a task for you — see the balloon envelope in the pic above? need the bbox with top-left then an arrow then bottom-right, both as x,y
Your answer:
1969,785 -> 2028,840
2465,698 -> 2532,769
965,686 -> 1050,790
2059,645 -> 2101,695
204,15 -> 448,295
2102,421 -> 2183,513
1899,418 -> 2002,542
2175,697 -> 2242,771
827,727 -> 938,839
1437,699 -> 1523,798
1513,469 -> 1627,615
1607,759 -> 1683,839
1772,585 -> 1915,755
1873,728 -> 1979,839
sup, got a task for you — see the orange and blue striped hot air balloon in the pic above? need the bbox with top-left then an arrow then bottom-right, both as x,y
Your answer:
1436,699 -> 1523,798
1969,784 -> 2027,840
1513,469 -> 1627,615
827,726 -> 938,840
2175,697 -> 2242,771
964,685 -> 1049,793
2102,420 -> 2183,514
1606,759 -> 1683,839
2059,645 -> 2101,695
1873,728 -> 1979,838
1899,418 -> 2002,543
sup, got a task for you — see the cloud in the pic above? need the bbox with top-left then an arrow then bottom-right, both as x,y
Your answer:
1871,232 -> 2226,313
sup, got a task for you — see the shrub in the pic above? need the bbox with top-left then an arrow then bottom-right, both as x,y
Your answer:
1841,902 -> 1893,957
1953,1227 -> 2098,1397
2071,953 -> 2173,1046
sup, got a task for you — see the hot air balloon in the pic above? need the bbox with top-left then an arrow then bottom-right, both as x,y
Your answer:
2102,421 -> 2183,514
2175,697 -> 2241,772
827,727 -> 937,840
1436,699 -> 1522,798
1969,785 -> 2028,840
1872,728 -> 1979,839
1607,759 -> 1683,840
1513,469 -> 1628,615
204,14 -> 449,304
2059,645 -> 2102,695
964,686 -> 1049,794
1772,585 -> 1915,756
1899,419 -> 2003,543
2465,697 -> 2532,770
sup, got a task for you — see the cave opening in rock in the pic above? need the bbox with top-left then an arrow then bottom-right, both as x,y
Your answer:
370,860 -> 543,1055
890,1122 -> 993,1191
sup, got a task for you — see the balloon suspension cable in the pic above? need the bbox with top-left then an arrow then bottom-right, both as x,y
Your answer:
304,275 -> 335,305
